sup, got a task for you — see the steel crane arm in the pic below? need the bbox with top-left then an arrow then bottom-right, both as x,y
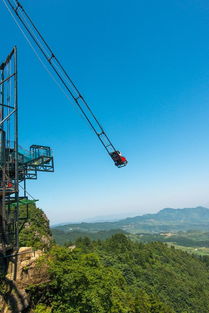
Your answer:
3,0 -> 127,168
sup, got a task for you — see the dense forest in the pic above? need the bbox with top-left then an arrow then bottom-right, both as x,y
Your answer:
26,234 -> 209,313
52,228 -> 128,245
3,204 -> 209,313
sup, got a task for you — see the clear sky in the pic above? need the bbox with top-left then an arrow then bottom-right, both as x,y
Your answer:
1,0 -> 209,224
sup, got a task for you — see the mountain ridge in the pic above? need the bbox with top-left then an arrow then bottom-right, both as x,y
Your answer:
52,206 -> 209,233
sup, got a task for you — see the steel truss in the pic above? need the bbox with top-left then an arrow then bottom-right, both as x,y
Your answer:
0,48 -> 54,262
0,47 -> 19,255
3,0 -> 127,168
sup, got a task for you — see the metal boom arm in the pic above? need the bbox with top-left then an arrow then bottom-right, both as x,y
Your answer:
3,0 -> 127,167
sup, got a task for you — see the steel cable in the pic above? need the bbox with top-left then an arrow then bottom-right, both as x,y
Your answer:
3,0 -> 119,157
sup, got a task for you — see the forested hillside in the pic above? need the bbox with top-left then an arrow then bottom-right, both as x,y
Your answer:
52,228 -> 127,245
19,202 -> 53,249
2,204 -> 209,312
26,233 -> 209,313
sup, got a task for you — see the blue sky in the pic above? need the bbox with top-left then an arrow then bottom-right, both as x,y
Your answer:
1,0 -> 209,224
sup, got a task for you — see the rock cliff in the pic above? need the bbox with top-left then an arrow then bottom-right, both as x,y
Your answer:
0,247 -> 49,313
0,204 -> 53,313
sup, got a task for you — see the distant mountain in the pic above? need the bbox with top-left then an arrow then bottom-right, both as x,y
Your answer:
51,211 -> 143,226
52,206 -> 209,233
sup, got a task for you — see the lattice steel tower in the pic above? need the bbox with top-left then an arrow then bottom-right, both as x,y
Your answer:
0,48 -> 54,260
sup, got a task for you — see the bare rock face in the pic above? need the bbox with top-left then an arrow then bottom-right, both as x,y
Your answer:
0,247 -> 49,313
0,280 -> 29,313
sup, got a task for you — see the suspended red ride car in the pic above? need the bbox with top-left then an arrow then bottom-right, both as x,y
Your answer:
110,151 -> 128,168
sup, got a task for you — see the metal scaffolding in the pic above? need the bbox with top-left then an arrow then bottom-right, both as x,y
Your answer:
0,48 -> 54,261
0,47 -> 19,255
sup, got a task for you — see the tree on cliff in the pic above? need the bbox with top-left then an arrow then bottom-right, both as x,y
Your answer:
19,203 -> 53,250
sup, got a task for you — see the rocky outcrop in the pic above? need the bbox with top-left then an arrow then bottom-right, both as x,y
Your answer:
0,204 -> 53,312
0,247 -> 49,313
